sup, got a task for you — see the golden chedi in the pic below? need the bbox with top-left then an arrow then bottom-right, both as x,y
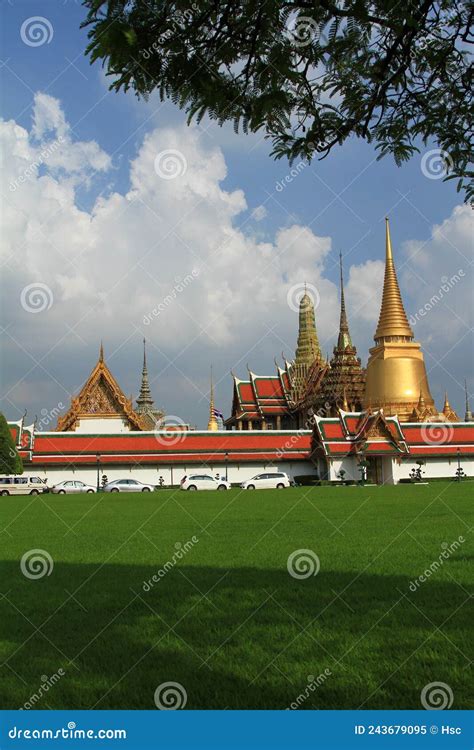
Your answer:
364,219 -> 436,421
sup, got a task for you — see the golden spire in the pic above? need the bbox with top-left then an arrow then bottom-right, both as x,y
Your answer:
294,287 -> 321,366
374,218 -> 413,341
207,366 -> 219,431
443,391 -> 450,412
99,341 -> 104,362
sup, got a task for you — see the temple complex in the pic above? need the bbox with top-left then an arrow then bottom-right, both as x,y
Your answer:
4,219 -> 473,486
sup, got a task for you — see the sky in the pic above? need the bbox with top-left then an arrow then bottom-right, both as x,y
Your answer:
1,1 -> 473,429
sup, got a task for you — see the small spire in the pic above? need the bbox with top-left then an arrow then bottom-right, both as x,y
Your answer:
99,341 -> 104,362
208,365 -> 219,431
337,251 -> 352,350
136,338 -> 154,411
418,389 -> 426,408
374,218 -> 414,341
464,379 -> 473,421
443,391 -> 450,411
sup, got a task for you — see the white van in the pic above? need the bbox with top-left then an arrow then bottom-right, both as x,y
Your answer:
0,475 -> 49,496
240,472 -> 291,490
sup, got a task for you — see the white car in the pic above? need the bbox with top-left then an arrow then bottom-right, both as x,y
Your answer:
180,474 -> 231,491
104,479 -> 156,492
51,480 -> 96,494
240,472 -> 290,490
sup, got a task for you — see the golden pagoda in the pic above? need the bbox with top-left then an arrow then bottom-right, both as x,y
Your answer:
290,285 -> 323,403
364,218 -> 436,421
207,367 -> 219,431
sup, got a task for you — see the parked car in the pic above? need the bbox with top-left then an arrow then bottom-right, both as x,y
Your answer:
240,472 -> 290,490
103,479 -> 156,492
180,474 -> 231,491
0,475 -> 49,496
51,480 -> 96,494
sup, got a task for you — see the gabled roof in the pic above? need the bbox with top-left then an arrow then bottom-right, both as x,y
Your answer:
56,348 -> 146,432
313,410 -> 474,458
227,367 -> 292,422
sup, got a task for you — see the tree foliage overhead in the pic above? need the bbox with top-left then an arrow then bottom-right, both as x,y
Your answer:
83,1 -> 473,198
0,413 -> 23,475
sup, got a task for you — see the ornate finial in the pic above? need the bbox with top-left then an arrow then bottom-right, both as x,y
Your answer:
374,218 -> 413,341
465,379 -> 473,421
136,338 -> 154,411
443,391 -> 450,410
99,341 -> 104,362
208,365 -> 219,431
336,251 -> 352,350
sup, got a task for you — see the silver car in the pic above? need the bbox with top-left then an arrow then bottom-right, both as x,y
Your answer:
104,479 -> 156,493
51,480 -> 96,494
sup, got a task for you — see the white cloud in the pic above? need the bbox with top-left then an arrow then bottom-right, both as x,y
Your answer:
251,205 -> 267,221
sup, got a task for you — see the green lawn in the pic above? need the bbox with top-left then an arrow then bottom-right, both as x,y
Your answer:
0,483 -> 472,710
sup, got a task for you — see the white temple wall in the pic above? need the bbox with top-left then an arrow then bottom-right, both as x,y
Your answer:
29,460 -> 318,488
394,457 -> 474,482
74,417 -> 132,433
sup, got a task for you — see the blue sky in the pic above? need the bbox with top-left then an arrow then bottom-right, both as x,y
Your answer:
1,1 -> 472,426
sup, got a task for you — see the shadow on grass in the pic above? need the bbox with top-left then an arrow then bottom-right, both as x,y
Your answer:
0,561 -> 471,710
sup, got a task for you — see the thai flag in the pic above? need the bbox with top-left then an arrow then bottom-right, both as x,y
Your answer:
213,408 -> 224,419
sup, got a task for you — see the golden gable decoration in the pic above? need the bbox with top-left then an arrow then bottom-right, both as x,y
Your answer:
56,344 -> 147,432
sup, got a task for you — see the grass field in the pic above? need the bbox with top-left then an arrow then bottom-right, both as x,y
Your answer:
0,482 -> 472,710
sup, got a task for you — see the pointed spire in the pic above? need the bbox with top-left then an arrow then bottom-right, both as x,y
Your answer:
136,338 -> 154,411
464,379 -> 473,421
294,287 -> 321,366
99,341 -> 104,362
374,218 -> 413,341
418,389 -> 426,409
207,365 -> 219,431
443,391 -> 450,413
337,252 -> 353,350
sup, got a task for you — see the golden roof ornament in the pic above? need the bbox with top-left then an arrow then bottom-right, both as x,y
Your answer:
207,366 -> 219,431
374,219 -> 414,341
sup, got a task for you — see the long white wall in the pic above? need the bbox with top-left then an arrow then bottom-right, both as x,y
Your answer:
28,460 -> 318,487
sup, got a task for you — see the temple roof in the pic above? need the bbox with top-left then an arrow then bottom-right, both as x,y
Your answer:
56,344 -> 147,431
